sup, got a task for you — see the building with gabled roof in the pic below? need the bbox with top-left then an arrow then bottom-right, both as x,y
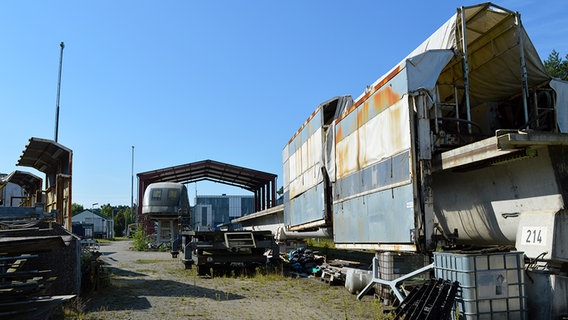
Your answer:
72,210 -> 112,239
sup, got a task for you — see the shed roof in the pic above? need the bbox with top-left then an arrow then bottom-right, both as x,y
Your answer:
0,170 -> 42,194
17,137 -> 72,174
74,210 -> 110,221
137,159 -> 278,214
137,159 -> 277,192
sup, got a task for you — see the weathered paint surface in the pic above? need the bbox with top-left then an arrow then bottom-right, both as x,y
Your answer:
287,181 -> 326,227
336,96 -> 409,178
335,66 -> 409,179
288,126 -> 323,199
333,183 -> 415,244
331,64 -> 416,246
283,106 -> 327,228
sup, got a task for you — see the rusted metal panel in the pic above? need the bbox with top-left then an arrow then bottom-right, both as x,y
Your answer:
288,127 -> 323,199
332,65 -> 416,246
284,108 -> 327,227
283,97 -> 352,229
358,99 -> 411,169
335,69 -> 409,180
335,126 -> 359,179
342,65 -> 403,120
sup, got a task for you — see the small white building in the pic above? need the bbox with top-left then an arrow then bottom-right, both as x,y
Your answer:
72,210 -> 112,239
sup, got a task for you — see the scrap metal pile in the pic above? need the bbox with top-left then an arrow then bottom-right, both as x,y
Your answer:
284,247 -> 372,293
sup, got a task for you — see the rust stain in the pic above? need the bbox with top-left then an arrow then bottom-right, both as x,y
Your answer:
305,122 -> 311,167
336,123 -> 344,142
338,65 -> 402,123
287,105 -> 320,145
389,105 -> 403,150
374,66 -> 401,92
372,86 -> 401,115
358,102 -> 370,127
337,145 -> 347,178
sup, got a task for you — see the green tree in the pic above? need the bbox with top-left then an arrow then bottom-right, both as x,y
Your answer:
71,203 -> 84,215
100,203 -> 113,217
114,210 -> 126,237
543,50 -> 568,80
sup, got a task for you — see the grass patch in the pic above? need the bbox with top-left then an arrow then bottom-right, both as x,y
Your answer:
135,259 -> 171,264
54,297 -> 91,320
305,237 -> 335,249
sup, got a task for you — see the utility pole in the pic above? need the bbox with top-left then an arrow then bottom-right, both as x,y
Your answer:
131,146 -> 135,226
54,42 -> 65,142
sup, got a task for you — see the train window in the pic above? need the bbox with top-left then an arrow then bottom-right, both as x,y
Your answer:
151,189 -> 162,201
167,189 -> 179,201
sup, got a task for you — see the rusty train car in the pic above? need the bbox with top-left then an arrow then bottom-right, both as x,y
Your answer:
282,4 -> 568,316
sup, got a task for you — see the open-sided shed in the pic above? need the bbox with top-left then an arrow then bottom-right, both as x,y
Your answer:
17,137 -> 73,230
137,160 -> 278,216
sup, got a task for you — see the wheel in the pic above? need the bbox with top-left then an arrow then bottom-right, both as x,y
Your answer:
197,264 -> 211,276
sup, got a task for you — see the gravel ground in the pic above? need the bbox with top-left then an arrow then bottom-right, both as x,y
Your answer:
74,240 -> 388,320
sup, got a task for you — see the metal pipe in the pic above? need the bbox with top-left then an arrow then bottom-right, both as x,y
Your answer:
275,226 -> 332,241
517,12 -> 530,128
54,42 -> 65,142
460,7 -> 472,134
131,145 -> 135,226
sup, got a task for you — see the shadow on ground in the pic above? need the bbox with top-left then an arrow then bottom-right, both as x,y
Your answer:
105,266 -> 148,277
87,276 -> 245,312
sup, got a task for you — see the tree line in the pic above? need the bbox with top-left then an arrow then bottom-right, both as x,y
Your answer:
544,50 -> 568,80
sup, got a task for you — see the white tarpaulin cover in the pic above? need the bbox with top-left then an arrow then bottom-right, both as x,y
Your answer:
406,50 -> 455,92
550,79 -> 568,132
362,3 -> 553,112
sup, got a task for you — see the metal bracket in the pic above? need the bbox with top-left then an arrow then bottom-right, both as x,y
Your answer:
356,255 -> 434,302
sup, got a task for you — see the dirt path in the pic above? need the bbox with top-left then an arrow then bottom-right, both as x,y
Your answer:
81,240 -> 386,320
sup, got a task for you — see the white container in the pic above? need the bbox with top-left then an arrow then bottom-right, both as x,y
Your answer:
345,268 -> 372,294
433,251 -> 527,319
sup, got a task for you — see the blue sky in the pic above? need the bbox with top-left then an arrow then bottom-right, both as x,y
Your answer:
1,1 -> 567,208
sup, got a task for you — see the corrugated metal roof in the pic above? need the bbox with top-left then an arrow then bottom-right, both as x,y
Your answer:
137,160 -> 278,214
138,159 -> 276,191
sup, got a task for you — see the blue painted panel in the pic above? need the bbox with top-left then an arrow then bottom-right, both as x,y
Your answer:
334,150 -> 411,201
288,108 -> 321,155
285,181 -> 326,227
333,183 -> 415,243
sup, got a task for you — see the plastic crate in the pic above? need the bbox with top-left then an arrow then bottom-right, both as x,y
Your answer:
377,252 -> 430,302
379,251 -> 430,280
434,251 -> 527,319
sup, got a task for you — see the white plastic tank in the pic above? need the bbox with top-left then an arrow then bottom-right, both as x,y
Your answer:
345,268 -> 372,294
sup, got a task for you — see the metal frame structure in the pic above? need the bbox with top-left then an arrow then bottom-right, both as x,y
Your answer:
137,159 -> 278,217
